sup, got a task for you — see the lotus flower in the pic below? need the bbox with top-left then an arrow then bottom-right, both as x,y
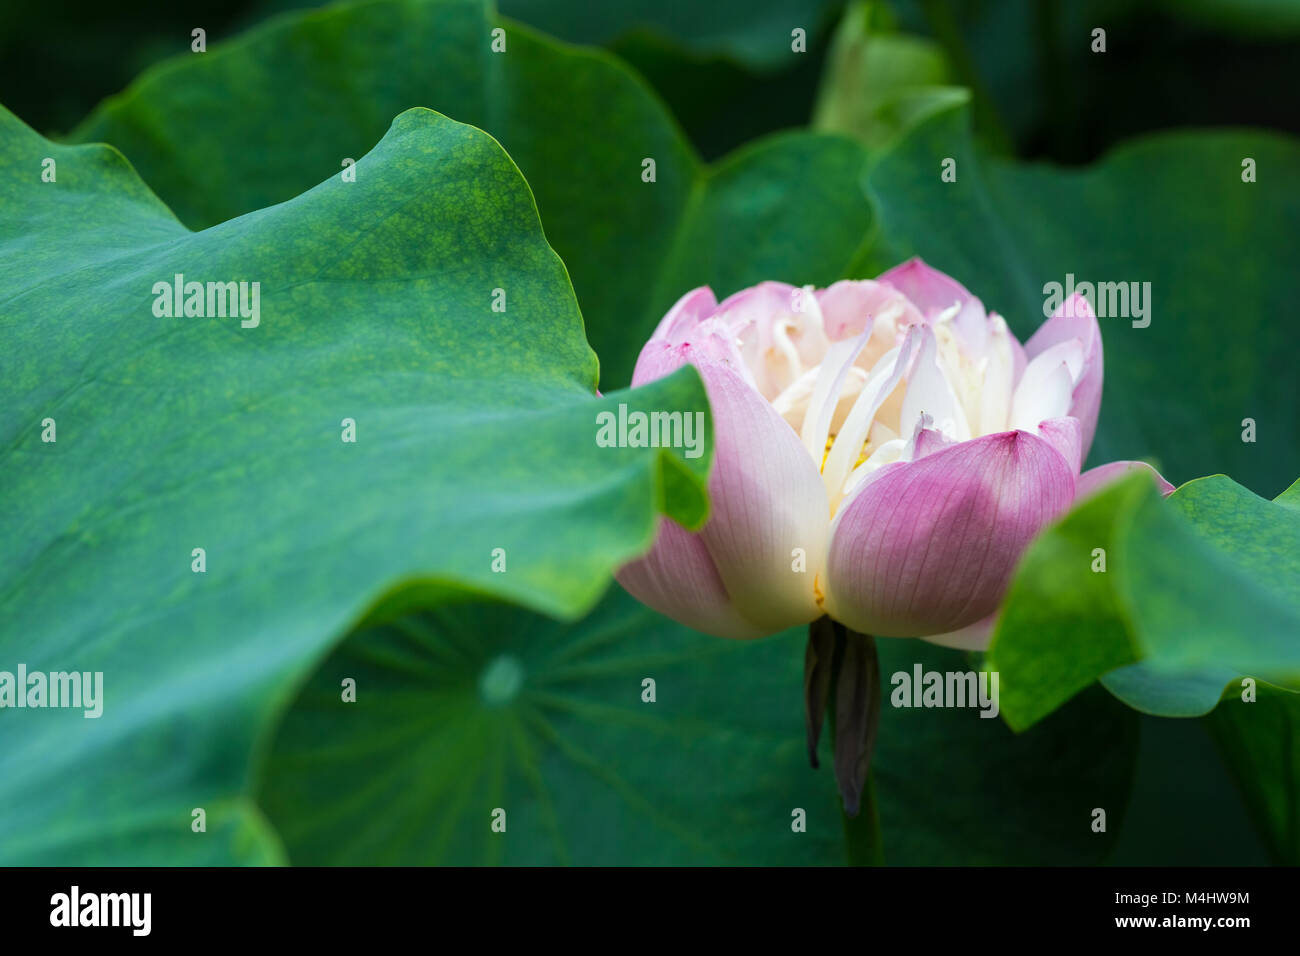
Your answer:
617,259 -> 1172,647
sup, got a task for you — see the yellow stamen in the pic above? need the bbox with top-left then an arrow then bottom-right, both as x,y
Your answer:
822,434 -> 871,472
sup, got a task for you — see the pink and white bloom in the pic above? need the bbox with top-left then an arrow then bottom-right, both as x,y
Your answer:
617,258 -> 1172,647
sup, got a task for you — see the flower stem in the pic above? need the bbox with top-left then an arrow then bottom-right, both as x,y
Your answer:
805,617 -> 885,864
841,767 -> 885,866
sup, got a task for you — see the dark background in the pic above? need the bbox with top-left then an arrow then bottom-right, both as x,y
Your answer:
5,0 -> 1299,164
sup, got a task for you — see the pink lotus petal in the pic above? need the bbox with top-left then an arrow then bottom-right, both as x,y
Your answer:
1025,293 -> 1103,459
713,281 -> 828,400
627,338 -> 829,635
693,358 -> 829,632
713,281 -> 806,348
816,279 -> 923,339
823,430 -> 1076,637
1076,460 -> 1175,500
633,320 -> 749,386
907,417 -> 955,460
616,518 -> 766,640
922,612 -> 997,651
1037,416 -> 1083,474
878,257 -> 1001,359
650,287 -> 718,342
715,280 -> 801,317
878,257 -> 977,316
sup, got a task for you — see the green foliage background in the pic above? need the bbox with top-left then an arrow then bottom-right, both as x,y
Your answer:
1,0 -> 1297,864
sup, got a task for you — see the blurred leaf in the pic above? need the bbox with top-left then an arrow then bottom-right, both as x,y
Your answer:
812,1 -> 967,151
1100,663 -> 1239,718
0,105 -> 711,863
885,0 -> 1300,163
858,101 -> 1300,494
604,32 -> 834,163
72,0 -> 874,387
988,474 -> 1300,730
498,0 -> 844,70
500,0 -> 849,159
1154,0 -> 1300,38
261,588 -> 1136,864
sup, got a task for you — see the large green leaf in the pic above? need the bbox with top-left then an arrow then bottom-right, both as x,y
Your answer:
260,588 -> 1135,864
858,101 -> 1300,496
988,474 -> 1300,731
70,0 -> 874,387
259,593 -> 845,865
0,104 -> 712,864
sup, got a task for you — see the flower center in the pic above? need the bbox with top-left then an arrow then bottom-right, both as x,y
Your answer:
734,287 -> 1017,514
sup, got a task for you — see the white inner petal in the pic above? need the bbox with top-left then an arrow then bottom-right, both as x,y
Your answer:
978,314 -> 1014,435
1010,339 -> 1084,431
799,326 -> 872,460
900,325 -> 972,444
771,319 -> 804,381
841,438 -> 907,500
822,330 -> 921,513
726,283 -> 1087,516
